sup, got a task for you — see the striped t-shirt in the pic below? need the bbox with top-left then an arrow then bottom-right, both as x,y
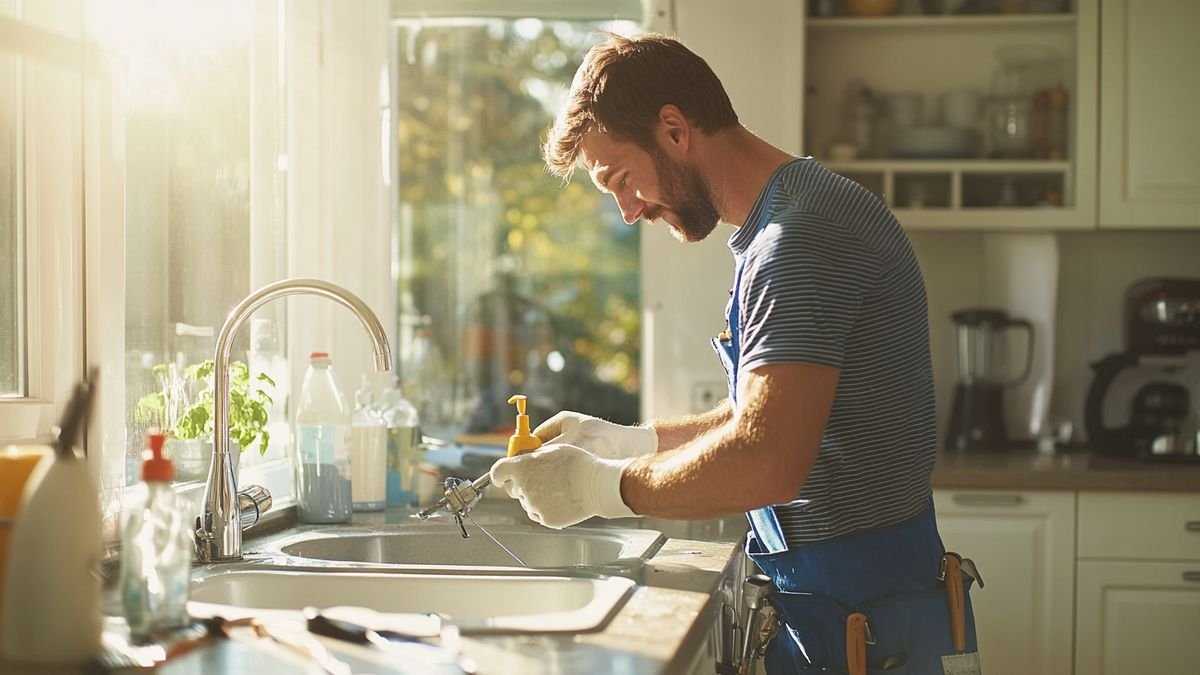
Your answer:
728,157 -> 936,543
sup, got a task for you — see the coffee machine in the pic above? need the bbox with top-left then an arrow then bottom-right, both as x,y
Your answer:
1085,278 -> 1200,459
946,308 -> 1035,452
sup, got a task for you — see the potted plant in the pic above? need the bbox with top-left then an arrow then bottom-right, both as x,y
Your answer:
135,360 -> 276,481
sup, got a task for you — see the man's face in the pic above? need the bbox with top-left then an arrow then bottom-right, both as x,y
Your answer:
579,131 -> 720,243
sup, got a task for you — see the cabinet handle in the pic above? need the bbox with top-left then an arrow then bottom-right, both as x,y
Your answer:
1185,521 -> 1200,533
1184,572 -> 1200,583
950,493 -> 1024,507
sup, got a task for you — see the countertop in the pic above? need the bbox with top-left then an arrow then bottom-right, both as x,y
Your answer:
932,448 -> 1200,492
3,503 -> 744,675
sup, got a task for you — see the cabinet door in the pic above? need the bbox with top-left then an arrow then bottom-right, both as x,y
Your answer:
1099,0 -> 1200,228
1076,560 -> 1200,675
933,490 -> 1075,675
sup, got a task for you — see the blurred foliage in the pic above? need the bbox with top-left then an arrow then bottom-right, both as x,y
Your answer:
394,20 -> 640,426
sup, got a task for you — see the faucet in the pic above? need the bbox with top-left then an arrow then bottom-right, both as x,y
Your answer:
195,278 -> 392,562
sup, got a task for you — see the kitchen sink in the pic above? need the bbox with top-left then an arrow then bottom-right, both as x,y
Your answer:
263,523 -> 665,572
188,569 -> 636,634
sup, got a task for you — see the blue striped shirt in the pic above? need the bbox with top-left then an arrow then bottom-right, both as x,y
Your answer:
729,158 -> 936,543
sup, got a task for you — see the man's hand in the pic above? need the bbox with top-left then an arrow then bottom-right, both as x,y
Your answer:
533,411 -> 658,460
489,444 -> 636,529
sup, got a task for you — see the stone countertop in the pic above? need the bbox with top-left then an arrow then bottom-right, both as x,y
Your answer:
932,448 -> 1200,492
27,504 -> 743,675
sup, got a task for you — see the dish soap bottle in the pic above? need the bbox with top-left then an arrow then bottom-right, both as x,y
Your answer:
506,395 -> 542,457
120,432 -> 192,642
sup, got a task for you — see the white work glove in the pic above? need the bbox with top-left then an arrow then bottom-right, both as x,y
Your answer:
489,443 -> 636,529
534,411 -> 658,460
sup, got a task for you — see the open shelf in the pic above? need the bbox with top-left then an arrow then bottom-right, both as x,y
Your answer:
823,159 -> 1072,212
807,14 -> 1075,31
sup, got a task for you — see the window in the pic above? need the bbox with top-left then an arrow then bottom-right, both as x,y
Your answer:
86,0 -> 289,490
0,26 -> 20,398
391,13 -> 643,439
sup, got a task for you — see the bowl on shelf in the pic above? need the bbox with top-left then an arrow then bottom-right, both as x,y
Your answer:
888,125 -> 978,159
842,0 -> 900,17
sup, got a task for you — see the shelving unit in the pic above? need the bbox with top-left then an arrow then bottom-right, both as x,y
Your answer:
802,1 -> 1097,230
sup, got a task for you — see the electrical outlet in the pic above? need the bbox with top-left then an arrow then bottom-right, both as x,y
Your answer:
690,381 -> 726,414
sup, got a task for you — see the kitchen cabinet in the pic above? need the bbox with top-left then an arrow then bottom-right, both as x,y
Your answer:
1075,492 -> 1200,674
1097,0 -> 1200,228
802,1 -> 1098,230
933,489 -> 1076,675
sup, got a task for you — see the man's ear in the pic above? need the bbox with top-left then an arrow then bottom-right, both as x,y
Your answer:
656,104 -> 690,155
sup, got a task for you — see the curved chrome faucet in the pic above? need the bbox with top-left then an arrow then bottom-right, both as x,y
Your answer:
196,278 -> 392,562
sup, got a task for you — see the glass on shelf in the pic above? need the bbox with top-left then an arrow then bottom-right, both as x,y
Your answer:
895,173 -> 952,208
962,173 -> 1065,208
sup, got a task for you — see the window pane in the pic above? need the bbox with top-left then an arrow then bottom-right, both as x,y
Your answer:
392,19 -> 641,438
0,45 -> 21,397
87,0 -> 287,486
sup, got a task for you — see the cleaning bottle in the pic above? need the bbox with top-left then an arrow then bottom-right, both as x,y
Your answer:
295,352 -> 353,523
1,370 -> 102,664
506,395 -> 542,457
381,377 -> 420,507
350,375 -> 387,512
120,432 -> 193,641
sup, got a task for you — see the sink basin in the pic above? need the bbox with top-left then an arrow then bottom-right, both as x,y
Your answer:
189,569 -> 636,634
267,524 -> 664,572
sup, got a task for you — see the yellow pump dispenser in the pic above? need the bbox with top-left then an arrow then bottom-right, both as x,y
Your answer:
506,395 -> 543,457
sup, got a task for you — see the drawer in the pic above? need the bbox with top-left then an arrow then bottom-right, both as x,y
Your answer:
1078,491 -> 1200,561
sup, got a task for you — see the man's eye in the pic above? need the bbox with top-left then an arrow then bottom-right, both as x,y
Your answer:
618,176 -> 628,188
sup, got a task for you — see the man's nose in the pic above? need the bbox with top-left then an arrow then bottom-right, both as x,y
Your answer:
614,193 -> 644,225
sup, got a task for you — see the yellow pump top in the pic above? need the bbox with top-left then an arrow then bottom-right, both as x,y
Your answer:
506,394 -> 543,457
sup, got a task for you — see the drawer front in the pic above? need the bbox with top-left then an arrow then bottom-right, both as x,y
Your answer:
1078,491 -> 1200,560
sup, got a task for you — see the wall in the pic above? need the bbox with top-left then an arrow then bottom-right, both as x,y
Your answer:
640,0 -> 806,420
909,231 -> 1200,446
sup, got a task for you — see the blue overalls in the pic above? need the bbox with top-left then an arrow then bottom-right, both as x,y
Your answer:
712,248 -> 981,675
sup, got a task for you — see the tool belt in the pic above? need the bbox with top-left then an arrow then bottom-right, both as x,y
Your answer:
745,506 -> 984,674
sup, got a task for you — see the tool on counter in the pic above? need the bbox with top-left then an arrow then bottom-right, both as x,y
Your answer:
304,607 -> 476,674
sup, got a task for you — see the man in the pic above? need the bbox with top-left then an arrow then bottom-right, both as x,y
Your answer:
490,33 -> 981,674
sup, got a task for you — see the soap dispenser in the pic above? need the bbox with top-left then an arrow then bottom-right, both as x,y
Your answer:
506,395 -> 543,457
120,432 -> 193,641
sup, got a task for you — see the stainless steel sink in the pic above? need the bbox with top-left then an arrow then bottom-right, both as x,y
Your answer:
263,523 -> 664,573
188,568 -> 636,634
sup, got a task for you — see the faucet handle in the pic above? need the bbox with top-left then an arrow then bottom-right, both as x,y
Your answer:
237,485 -> 273,529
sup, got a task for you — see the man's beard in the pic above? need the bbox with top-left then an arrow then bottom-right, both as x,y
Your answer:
643,150 -> 720,243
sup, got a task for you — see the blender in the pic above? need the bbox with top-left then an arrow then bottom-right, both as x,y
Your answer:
946,309 -> 1035,452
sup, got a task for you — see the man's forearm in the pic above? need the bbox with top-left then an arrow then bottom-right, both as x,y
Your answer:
649,398 -> 733,451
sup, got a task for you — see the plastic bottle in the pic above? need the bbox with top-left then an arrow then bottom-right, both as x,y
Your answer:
295,352 -> 352,523
380,377 -> 420,507
350,375 -> 387,511
120,433 -> 192,642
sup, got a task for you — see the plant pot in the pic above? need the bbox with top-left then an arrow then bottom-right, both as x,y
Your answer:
165,439 -> 239,483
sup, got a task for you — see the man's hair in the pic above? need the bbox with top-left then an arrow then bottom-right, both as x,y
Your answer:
543,33 -> 738,180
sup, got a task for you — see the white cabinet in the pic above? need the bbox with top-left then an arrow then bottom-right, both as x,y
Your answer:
934,489 -> 1076,675
803,2 -> 1098,230
1075,492 -> 1200,674
1098,0 -> 1200,228
1075,561 -> 1200,675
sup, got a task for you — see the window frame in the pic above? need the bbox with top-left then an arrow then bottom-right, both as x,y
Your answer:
0,5 -> 86,446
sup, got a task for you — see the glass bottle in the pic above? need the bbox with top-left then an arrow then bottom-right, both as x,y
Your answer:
294,352 -> 352,523
350,375 -> 387,512
120,433 -> 192,642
